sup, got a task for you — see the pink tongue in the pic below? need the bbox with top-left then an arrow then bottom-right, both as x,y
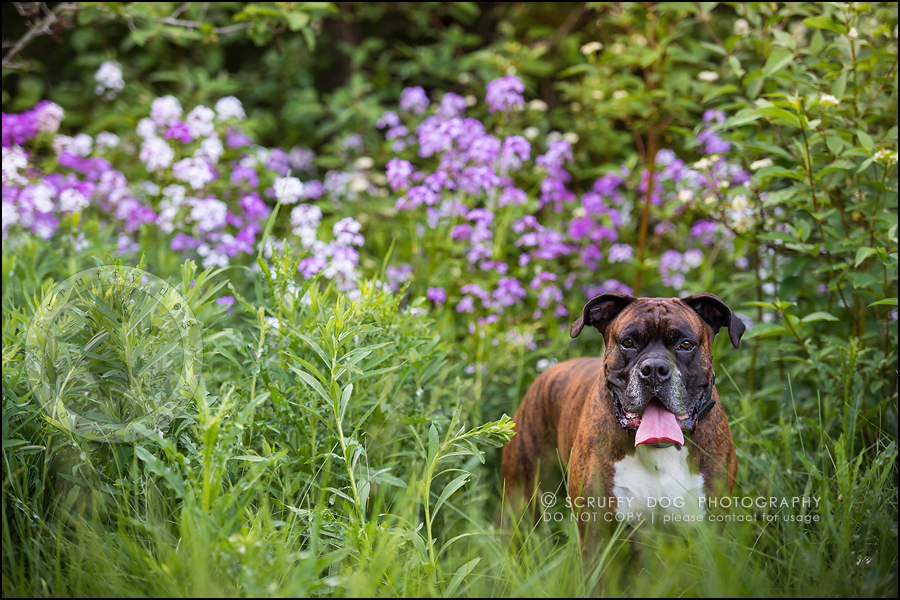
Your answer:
635,400 -> 685,448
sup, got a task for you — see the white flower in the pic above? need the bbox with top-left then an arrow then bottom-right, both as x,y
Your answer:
28,182 -> 57,213
591,90 -> 605,100
730,194 -> 750,210
684,249 -> 704,269
2,202 -> 20,233
354,156 -> 374,170
272,177 -> 304,204
847,27 -> 858,40
2,145 -> 29,186
172,157 -> 215,190
291,203 -> 322,229
873,149 -> 898,166
750,158 -> 774,170
693,158 -> 712,170
523,126 -> 539,140
72,134 -> 93,157
215,96 -> 246,121
94,61 -> 124,97
96,132 -> 120,152
150,96 -> 183,126
790,22 -> 809,44
35,102 -> 64,134
162,184 -> 187,205
697,71 -> 720,82
465,95 -> 477,107
581,41 -> 603,55
195,136 -> 224,164
819,94 -> 841,106
563,132 -> 580,144
528,99 -> 548,112
677,188 -> 695,202
733,19 -> 751,36
189,196 -> 228,232
140,137 -> 174,171
613,90 -> 627,99
59,189 -> 89,212
610,42 -> 625,54
137,118 -> 159,140
186,105 -> 216,138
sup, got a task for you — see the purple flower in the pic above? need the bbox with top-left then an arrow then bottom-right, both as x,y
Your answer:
231,166 -> 259,188
427,287 -> 447,304
690,220 -> 718,243
580,245 -> 603,270
439,93 -> 467,118
386,158 -> 415,192
485,75 -> 525,113
456,296 -> 476,313
655,149 -> 676,166
607,243 -> 634,263
451,224 -> 472,240
593,172 -> 624,197
226,127 -> 252,148
267,148 -> 291,176
567,217 -> 594,240
171,232 -> 199,251
530,272 -> 557,289
703,109 -> 726,124
216,296 -> 236,306
376,111 -> 401,129
298,256 -> 327,279
536,140 -> 573,180
164,121 -> 193,144
493,277 -> 527,307
499,187 -> 527,207
386,125 -> 409,141
467,135 -> 501,164
466,208 -> 494,225
396,184 -> 437,211
590,226 -> 618,243
458,165 -> 499,195
500,135 -> 531,172
400,86 -> 430,114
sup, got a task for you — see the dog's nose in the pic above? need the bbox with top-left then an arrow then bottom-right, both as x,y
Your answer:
639,359 -> 671,383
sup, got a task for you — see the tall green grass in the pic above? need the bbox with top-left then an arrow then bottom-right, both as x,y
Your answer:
2,240 -> 897,597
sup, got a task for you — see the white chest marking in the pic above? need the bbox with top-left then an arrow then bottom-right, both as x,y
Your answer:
612,445 -> 705,518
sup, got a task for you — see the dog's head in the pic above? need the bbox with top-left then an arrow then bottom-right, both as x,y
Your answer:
570,292 -> 745,448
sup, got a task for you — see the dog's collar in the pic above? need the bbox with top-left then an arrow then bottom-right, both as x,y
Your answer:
692,373 -> 716,431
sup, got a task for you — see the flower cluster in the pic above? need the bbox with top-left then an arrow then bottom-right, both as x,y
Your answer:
2,94 -> 373,294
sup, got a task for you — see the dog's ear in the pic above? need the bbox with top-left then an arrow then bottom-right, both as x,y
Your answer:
570,291 -> 636,340
681,292 -> 746,348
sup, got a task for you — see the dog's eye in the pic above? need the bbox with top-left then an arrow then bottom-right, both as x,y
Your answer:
621,338 -> 635,349
679,340 -> 695,351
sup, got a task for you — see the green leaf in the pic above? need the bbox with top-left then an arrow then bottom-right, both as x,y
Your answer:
764,49 -> 795,77
800,311 -> 839,323
802,15 -> 847,35
431,474 -> 469,524
443,557 -> 481,597
289,367 -> 333,404
857,130 -> 874,151
868,298 -> 898,307
427,424 -> 439,465
744,323 -> 790,339
854,246 -> 877,267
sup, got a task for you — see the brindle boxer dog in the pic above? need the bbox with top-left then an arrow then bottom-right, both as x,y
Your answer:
501,291 -> 745,535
